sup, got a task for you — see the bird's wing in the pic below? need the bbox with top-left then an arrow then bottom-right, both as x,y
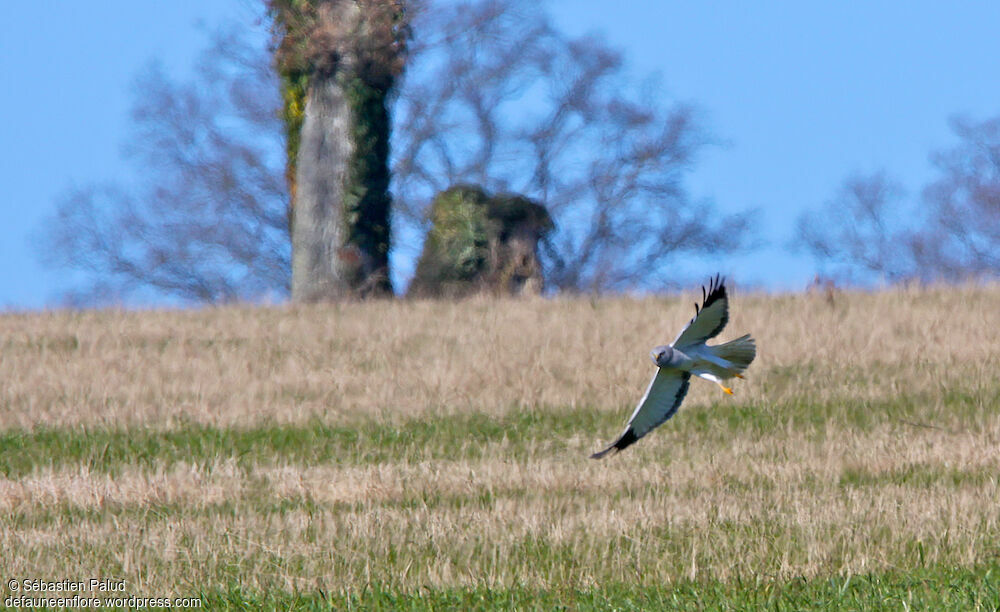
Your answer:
671,274 -> 729,349
590,368 -> 691,459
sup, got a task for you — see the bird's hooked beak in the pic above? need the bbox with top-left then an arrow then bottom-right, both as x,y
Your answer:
650,349 -> 664,365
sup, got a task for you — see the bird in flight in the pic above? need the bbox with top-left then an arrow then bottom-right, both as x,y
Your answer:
591,275 -> 756,459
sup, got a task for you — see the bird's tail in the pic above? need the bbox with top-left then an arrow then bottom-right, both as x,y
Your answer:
711,334 -> 756,373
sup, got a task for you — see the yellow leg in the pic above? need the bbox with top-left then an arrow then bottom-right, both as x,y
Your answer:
719,383 -> 734,395
734,373 -> 744,379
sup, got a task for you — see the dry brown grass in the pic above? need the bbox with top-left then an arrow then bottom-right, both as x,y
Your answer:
1,284 -> 999,595
2,284 -> 997,430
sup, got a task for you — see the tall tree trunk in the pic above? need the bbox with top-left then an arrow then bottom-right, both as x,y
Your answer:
275,0 -> 403,302
290,74 -> 354,302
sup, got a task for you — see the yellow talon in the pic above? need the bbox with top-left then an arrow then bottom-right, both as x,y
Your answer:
734,373 -> 744,379
721,385 -> 734,395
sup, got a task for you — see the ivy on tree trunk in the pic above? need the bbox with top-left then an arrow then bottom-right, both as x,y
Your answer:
342,75 -> 392,295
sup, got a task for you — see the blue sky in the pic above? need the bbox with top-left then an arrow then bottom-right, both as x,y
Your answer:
3,1 -> 1000,308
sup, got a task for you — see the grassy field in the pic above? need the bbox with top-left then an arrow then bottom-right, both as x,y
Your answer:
1,285 -> 999,609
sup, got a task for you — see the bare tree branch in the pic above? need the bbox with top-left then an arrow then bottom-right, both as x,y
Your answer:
919,115 -> 1000,277
795,115 -> 1000,285
38,26 -> 290,304
792,172 -> 918,284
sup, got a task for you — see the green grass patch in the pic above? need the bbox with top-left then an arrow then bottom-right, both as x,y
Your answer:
1,383 -> 994,478
840,463 -> 999,488
197,563 -> 1000,610
687,386 -> 994,439
0,407 -> 615,478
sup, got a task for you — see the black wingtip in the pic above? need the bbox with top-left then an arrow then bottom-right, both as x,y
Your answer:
701,274 -> 727,310
590,428 -> 639,459
589,448 -> 614,460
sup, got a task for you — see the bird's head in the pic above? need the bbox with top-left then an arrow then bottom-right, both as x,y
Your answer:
650,345 -> 673,367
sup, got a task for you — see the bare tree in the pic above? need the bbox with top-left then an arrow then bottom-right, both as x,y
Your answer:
795,116 -> 1000,285
917,116 -> 1000,277
40,0 -> 753,302
793,172 -> 917,284
393,0 -> 753,292
39,27 -> 289,304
